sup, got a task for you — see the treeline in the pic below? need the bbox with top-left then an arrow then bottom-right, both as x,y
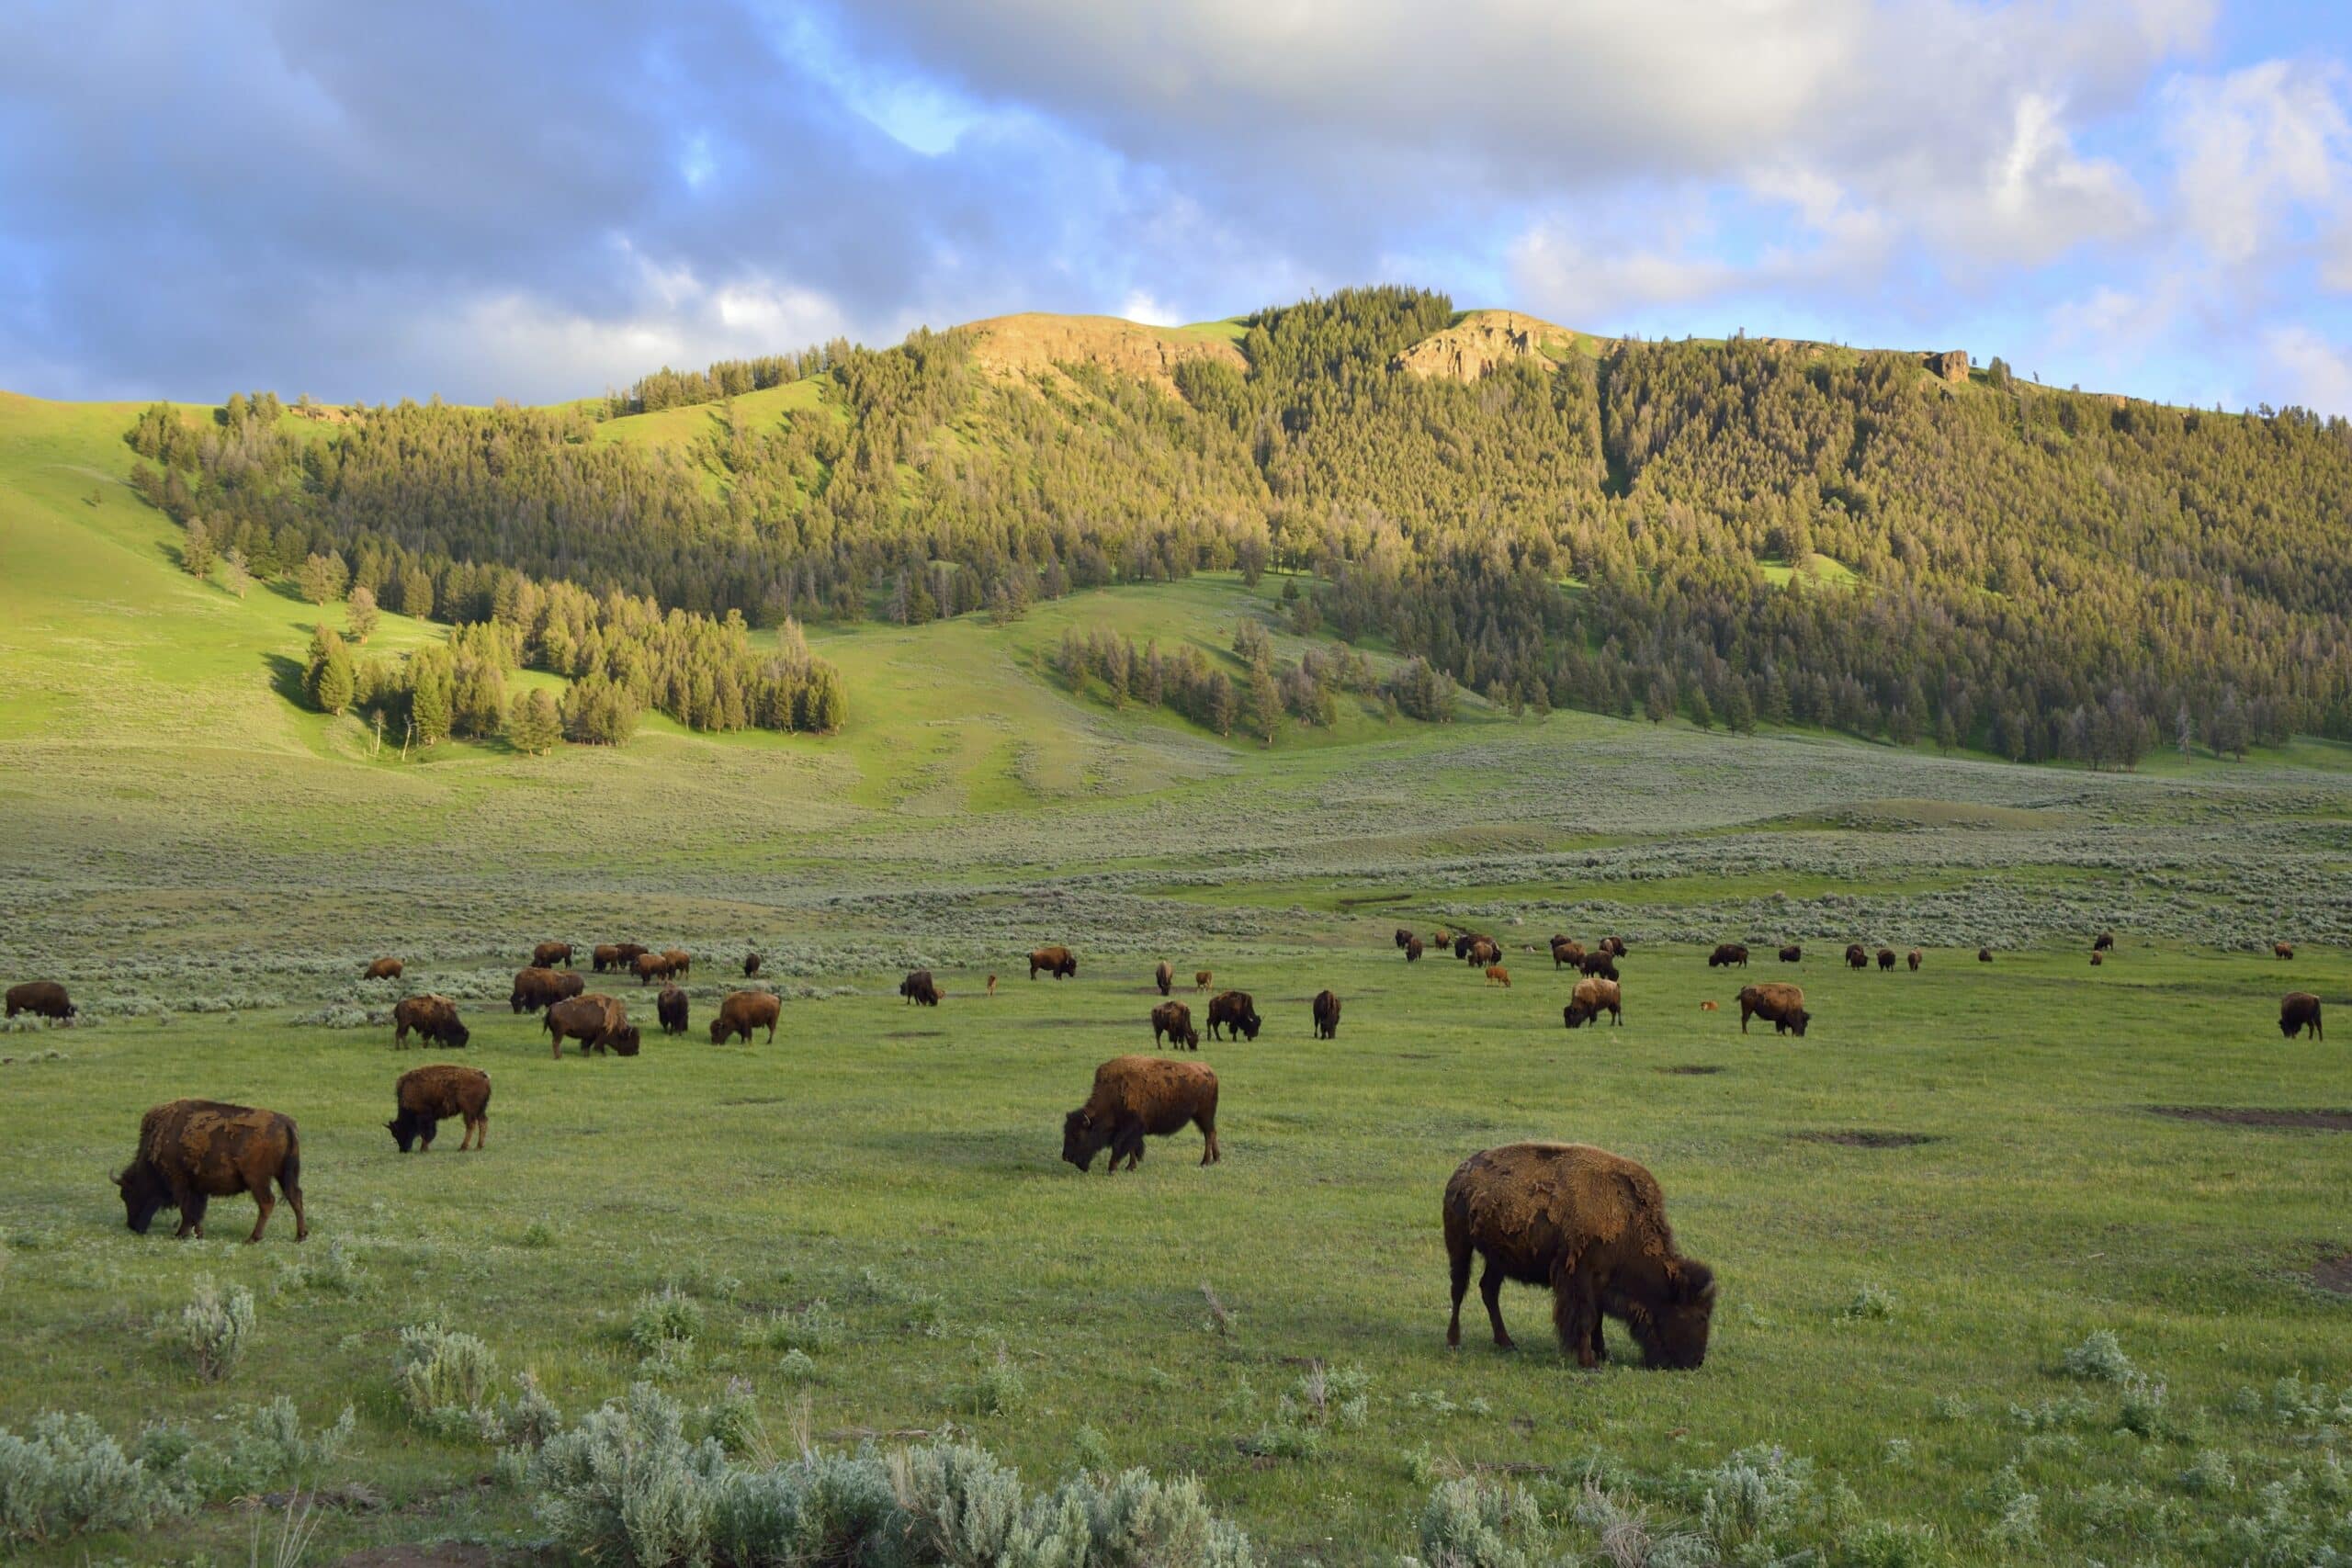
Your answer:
1048,617 -> 1449,741
605,343 -> 844,416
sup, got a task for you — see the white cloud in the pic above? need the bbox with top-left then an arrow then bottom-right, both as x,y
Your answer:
1119,288 -> 1181,325
2165,60 -> 2350,266
2262,325 -> 2352,416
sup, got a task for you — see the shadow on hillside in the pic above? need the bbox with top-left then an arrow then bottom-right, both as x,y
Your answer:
263,652 -> 306,707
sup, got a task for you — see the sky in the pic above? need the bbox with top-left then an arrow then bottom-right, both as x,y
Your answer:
2,0 -> 2348,414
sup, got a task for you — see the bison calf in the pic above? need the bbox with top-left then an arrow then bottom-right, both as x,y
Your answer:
388,1064 -> 492,1153
1312,989 -> 1341,1039
1062,1055 -> 1220,1172
117,1100 -> 307,1243
1906,949 -> 1922,972
1484,964 -> 1510,988
710,990 -> 781,1044
2281,992 -> 2324,1040
1151,1000 -> 1199,1050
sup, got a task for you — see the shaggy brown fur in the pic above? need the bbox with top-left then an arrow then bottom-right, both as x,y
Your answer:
1875,948 -> 1896,971
364,958 -> 403,981
710,990 -> 781,1044
1485,964 -> 1511,987
1062,1055 -> 1220,1172
1737,983 -> 1809,1036
1194,969 -> 1213,992
593,942 -> 647,973
1845,943 -> 1868,970
116,1100 -> 307,1243
544,994 -> 639,1058
900,970 -> 942,1007
1205,989 -> 1261,1041
1442,1142 -> 1713,1368
1579,952 -> 1619,981
2275,942 -> 2295,961
657,985 -> 690,1035
391,994 -> 469,1050
2090,951 -> 2105,966
1432,928 -> 1453,948
1313,989 -> 1341,1039
661,948 -> 691,977
1405,937 -> 1424,962
2281,992 -> 2324,1040
1453,933 -> 1477,961
532,942 -> 573,969
5,980 -> 74,1021
631,952 -> 673,985
1707,943 -> 1749,968
1906,949 -> 1922,972
388,1064 -> 492,1153
1600,936 -> 1628,958
1778,944 -> 1802,963
1563,976 -> 1623,1029
510,966 -> 584,1014
1978,948 -> 1994,963
1155,961 -> 1174,997
1394,928 -> 1415,950
743,953 -> 762,977
1151,1000 -> 1199,1050
1028,945 -> 1078,980
2094,931 -> 2116,952
1465,937 -> 1502,966
1552,938 -> 1586,970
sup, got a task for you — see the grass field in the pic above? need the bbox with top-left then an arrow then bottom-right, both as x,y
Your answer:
3,389 -> 2351,1564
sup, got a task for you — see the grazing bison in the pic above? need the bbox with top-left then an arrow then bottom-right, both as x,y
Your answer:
1206,990 -> 1261,1042
1699,1000 -> 1718,1012
1778,944 -> 1802,964
1579,952 -> 1619,981
593,942 -> 646,974
1442,1142 -> 1713,1368
5,980 -> 74,1022
1707,943 -> 1749,969
531,942 -> 573,969
1466,937 -> 1502,967
900,970 -> 942,1007
1432,928 -> 1453,949
1485,965 -> 1511,988
2094,931 -> 2116,952
743,952 -> 762,978
1061,1055 -> 1220,1172
1737,982 -> 1809,1036
387,1064 -> 491,1153
364,958 -> 403,982
1876,948 -> 1896,972
1453,934 -> 1476,961
1029,946 -> 1078,981
116,1100 -> 307,1243
1906,949 -> 1922,972
710,990 -> 781,1045
2281,992 -> 2324,1040
1194,969 -> 1213,993
2090,951 -> 2104,966
662,948 -> 691,978
632,952 -> 673,986
544,994 -> 639,1058
510,966 -> 584,1014
1394,928 -> 1415,950
1405,937 -> 1425,962
391,994 -> 469,1050
1313,989 -> 1341,1039
1845,943 -> 1868,970
1978,948 -> 1994,963
1552,938 -> 1587,970
2275,942 -> 2295,961
657,985 -> 689,1036
1155,961 -> 1174,997
1600,936 -> 1628,958
1151,1000 -> 1199,1050
1563,976 -> 1623,1029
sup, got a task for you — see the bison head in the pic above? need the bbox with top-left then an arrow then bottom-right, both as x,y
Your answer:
113,1162 -> 171,1234
608,1027 -> 642,1056
1632,1260 -> 1717,1370
440,1020 -> 471,1049
1563,1003 -> 1589,1030
509,988 -> 530,1014
1238,1011 -> 1261,1042
386,1109 -> 432,1153
1061,1109 -> 1112,1171
1784,1009 -> 1810,1037
707,1017 -> 729,1044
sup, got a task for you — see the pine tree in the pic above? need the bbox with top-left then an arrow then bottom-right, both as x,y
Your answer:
1205,671 -> 1237,737
346,585 -> 379,643
505,688 -> 562,755
805,664 -> 847,733
182,518 -> 216,581
1245,658 -> 1282,745
299,551 -> 346,605
222,547 -> 251,598
410,648 -> 454,743
307,626 -> 355,715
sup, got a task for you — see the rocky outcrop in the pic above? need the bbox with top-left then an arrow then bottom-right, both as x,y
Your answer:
963,314 -> 1245,396
1394,311 -> 1580,381
1924,350 -> 1971,383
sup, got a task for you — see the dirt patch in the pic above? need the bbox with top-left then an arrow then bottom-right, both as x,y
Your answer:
883,1030 -> 947,1039
2150,1106 -> 2352,1131
1658,1065 -> 1724,1076
2312,1253 -> 2352,1297
1795,1130 -> 1939,1148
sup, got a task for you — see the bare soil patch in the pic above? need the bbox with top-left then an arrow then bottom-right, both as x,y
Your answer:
2312,1253 -> 2352,1298
2149,1106 -> 2352,1131
1796,1130 -> 1939,1148
1659,1065 -> 1724,1076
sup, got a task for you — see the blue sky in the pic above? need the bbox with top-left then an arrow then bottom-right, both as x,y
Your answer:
2,0 -> 2347,414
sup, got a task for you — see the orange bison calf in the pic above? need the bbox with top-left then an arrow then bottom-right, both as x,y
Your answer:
1061,1055 -> 1221,1172
1151,1000 -> 1199,1050
1563,976 -> 1622,1029
388,1064 -> 492,1153
1442,1142 -> 1713,1368
1193,969 -> 1213,992
364,957 -> 403,981
391,994 -> 469,1050
1312,988 -> 1341,1039
1737,982 -> 1809,1036
1029,945 -> 1078,980
544,994 -> 639,1057
1484,964 -> 1510,987
6,980 -> 75,1022
117,1100 -> 307,1243
710,990 -> 781,1044
2281,992 -> 2324,1040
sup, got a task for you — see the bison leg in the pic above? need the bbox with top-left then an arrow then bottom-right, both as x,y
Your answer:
1196,1111 -> 1220,1166
1446,1243 -> 1473,1348
765,1021 -> 777,1043
1553,1269 -> 1602,1368
1477,1259 -> 1515,1349
1738,1007 -> 1751,1033
282,1175 -> 308,1242
415,1115 -> 439,1153
176,1187 -> 209,1240
245,1185 -> 277,1243
1589,1315 -> 1608,1364
1611,1006 -> 1623,1027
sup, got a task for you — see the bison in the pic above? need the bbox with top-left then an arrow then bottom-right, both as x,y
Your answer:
1312,989 -> 1341,1039
1029,945 -> 1078,981
1600,936 -> 1628,958
5,980 -> 74,1023
1906,949 -> 1922,972
1876,948 -> 1896,972
531,941 -> 573,969
1778,944 -> 1802,964
391,994 -> 469,1050
710,990 -> 781,1045
1194,969 -> 1213,993
1155,961 -> 1174,997
593,942 -> 647,973
1707,943 -> 1749,969
1579,952 -> 1619,981
1485,965 -> 1511,987
1453,933 -> 1477,961
2275,942 -> 2295,961
1442,1142 -> 1713,1369
657,984 -> 689,1036
633,952 -> 675,986
1151,1000 -> 1199,1050
1699,1000 -> 1718,1012
1845,943 -> 1868,970
2094,931 -> 2116,952
1466,937 -> 1502,967
544,993 -> 639,1058
1552,938 -> 1587,970
1737,982 -> 1809,1036
510,966 -> 584,1014
1563,976 -> 1623,1029
900,969 -> 942,1007
1206,990 -> 1261,1042
1405,937 -> 1424,962
1394,928 -> 1415,950
116,1100 -> 307,1243
363,958 -> 403,981
1061,1055 -> 1220,1172
387,1064 -> 492,1153
2281,992 -> 2324,1040
743,952 -> 762,978
1978,948 -> 1994,963
2090,951 -> 2105,967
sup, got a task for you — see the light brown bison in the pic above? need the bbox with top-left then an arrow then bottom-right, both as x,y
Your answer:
2275,942 -> 2295,961
4,980 -> 74,1022
116,1100 -> 306,1243
1206,989 -> 1261,1042
710,990 -> 781,1045
2281,992 -> 2323,1040
743,952 -> 762,978
633,951 -> 677,986
1579,952 -> 1619,981
1151,1000 -> 1199,1050
544,993 -> 639,1058
1442,1142 -> 1713,1369
1552,938 -> 1587,970
1155,961 -> 1174,997
1313,989 -> 1341,1039
2094,931 -> 2116,952
387,1064 -> 492,1153
1485,964 -> 1511,987
657,984 -> 689,1035
1875,948 -> 1896,972
593,942 -> 647,974
1194,968 -> 1213,993
661,948 -> 691,978
900,970 -> 942,1007
364,957 -> 403,981
1778,944 -> 1802,964
391,994 -> 469,1050
2090,951 -> 2105,967
1394,928 -> 1415,950
1845,943 -> 1868,970
987,974 -> 998,995
1978,948 -> 1994,963
1906,949 -> 1922,972
1737,982 -> 1809,1036
1563,976 -> 1623,1029
1707,943 -> 1749,968
1061,1055 -> 1220,1172
1600,936 -> 1628,958
1465,937 -> 1502,966
1699,1000 -> 1718,1012
1405,937 -> 1425,962
510,966 -> 584,1014
531,941 -> 573,969
1029,945 -> 1078,981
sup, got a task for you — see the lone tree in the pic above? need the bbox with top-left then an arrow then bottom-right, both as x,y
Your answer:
305,626 -> 355,716
181,518 -> 216,581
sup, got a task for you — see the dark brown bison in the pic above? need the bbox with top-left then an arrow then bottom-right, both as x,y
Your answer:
1394,928 -> 1415,950
1312,989 -> 1341,1039
710,990 -> 781,1044
1778,944 -> 1802,964
391,994 -> 469,1050
1453,933 -> 1477,960
1600,936 -> 1628,958
743,952 -> 762,977
1978,948 -> 1994,963
1906,949 -> 1922,972
1061,1055 -> 1220,1172
1155,961 -> 1174,997
1876,948 -> 1896,971
1579,952 -> 1619,981
1029,945 -> 1078,980
5,980 -> 74,1022
1552,938 -> 1587,970
1442,1142 -> 1713,1369
1151,1000 -> 1199,1050
1466,937 -> 1502,967
531,942 -> 573,969
1405,937 -> 1425,962
1737,982 -> 1809,1036
2281,992 -> 2323,1040
363,958 -> 403,981
1845,943 -> 1868,970
387,1064 -> 492,1153
2274,942 -> 2295,961
544,993 -> 639,1058
510,966 -> 584,1014
2094,931 -> 2116,952
1707,943 -> 1749,968
1206,989 -> 1261,1042
116,1100 -> 306,1243
1562,976 -> 1623,1029
593,942 -> 647,973
657,985 -> 689,1035
900,970 -> 942,1007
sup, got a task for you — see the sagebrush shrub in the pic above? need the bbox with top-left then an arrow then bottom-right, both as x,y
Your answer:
2059,1329 -> 2135,1382
628,1286 -> 705,1354
0,1412 -> 187,1544
395,1323 -> 496,1431
164,1275 -> 255,1382
752,1299 -> 841,1355
1412,1475 -> 1547,1568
